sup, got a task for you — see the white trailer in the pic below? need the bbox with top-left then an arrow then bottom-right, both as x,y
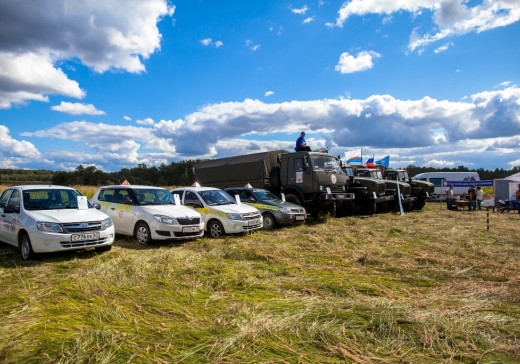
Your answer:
412,172 -> 480,197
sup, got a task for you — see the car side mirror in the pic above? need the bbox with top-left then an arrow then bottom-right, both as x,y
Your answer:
122,197 -> 133,205
186,201 -> 203,208
4,205 -> 20,214
93,203 -> 101,210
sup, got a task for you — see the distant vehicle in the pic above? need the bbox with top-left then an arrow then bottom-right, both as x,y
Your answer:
0,185 -> 115,260
383,168 -> 434,210
224,187 -> 306,229
412,172 -> 480,197
170,186 -> 263,238
91,185 -> 204,244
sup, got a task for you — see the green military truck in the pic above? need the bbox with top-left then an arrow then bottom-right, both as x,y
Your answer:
353,167 -> 416,211
194,150 -> 355,217
339,162 -> 393,215
383,168 -> 434,210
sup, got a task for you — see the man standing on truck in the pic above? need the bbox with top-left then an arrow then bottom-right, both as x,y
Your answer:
295,131 -> 311,152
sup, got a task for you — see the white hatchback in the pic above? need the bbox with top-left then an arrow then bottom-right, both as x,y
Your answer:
170,187 -> 263,238
0,185 -> 115,260
91,185 -> 204,244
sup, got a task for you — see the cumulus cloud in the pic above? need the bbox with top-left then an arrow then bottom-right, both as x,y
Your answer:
0,0 -> 174,108
292,5 -> 309,14
200,38 -> 212,46
0,125 -> 41,166
51,102 -> 106,115
335,51 -> 381,74
303,17 -> 315,24
136,118 -> 155,125
330,0 -> 520,51
124,116 -> 132,121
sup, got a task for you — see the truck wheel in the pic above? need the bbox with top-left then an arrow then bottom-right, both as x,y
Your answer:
342,201 -> 357,216
415,199 -> 426,210
208,220 -> 224,238
262,213 -> 276,230
327,202 -> 337,217
285,193 -> 302,207
366,202 -> 376,215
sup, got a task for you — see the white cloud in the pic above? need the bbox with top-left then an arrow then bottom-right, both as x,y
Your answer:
0,0 -> 174,108
136,118 -> 155,125
303,16 -> 315,24
215,41 -> 224,48
124,116 -> 132,121
434,42 -> 454,53
200,38 -> 212,46
335,51 -> 381,74
330,0 -> 520,51
0,125 -> 41,165
292,5 -> 309,15
265,91 -> 274,97
251,44 -> 261,52
51,102 -> 106,115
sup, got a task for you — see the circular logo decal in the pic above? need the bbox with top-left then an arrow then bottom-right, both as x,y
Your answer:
11,219 -> 17,231
331,174 -> 337,185
119,211 -> 124,218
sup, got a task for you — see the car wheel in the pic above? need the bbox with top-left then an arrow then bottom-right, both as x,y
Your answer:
262,213 -> 276,230
19,233 -> 37,261
208,220 -> 224,238
135,222 -> 152,245
95,245 -> 112,253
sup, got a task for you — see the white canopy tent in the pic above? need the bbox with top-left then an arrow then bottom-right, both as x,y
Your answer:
494,172 -> 520,201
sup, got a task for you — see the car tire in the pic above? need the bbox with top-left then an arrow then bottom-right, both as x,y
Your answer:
95,245 -> 112,253
262,213 -> 276,230
208,220 -> 224,238
19,233 -> 38,261
135,222 -> 152,245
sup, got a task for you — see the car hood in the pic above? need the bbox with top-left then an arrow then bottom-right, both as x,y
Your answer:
140,204 -> 201,218
203,203 -> 258,214
27,208 -> 109,223
249,200 -> 303,210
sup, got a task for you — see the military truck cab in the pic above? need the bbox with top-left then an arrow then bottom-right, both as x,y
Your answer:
383,168 -> 434,210
354,167 -> 416,211
340,163 -> 393,215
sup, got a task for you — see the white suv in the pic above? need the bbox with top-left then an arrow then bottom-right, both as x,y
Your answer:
0,185 -> 115,260
91,185 -> 204,244
171,187 -> 263,238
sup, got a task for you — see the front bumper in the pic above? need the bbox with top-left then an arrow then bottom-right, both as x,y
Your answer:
29,226 -> 115,253
220,217 -> 263,234
151,221 -> 205,240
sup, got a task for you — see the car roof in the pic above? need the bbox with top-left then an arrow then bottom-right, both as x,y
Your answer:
224,187 -> 268,192
9,185 -> 77,190
171,186 -> 222,192
99,185 -> 167,190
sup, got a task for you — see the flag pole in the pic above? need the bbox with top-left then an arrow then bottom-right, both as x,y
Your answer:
361,148 -> 363,166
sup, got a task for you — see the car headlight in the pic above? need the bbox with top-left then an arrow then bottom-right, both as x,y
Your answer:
153,214 -> 177,225
37,222 -> 64,233
226,213 -> 243,220
279,207 -> 292,214
101,217 -> 113,230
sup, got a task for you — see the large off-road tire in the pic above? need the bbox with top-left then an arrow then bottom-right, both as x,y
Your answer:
269,167 -> 281,191
285,193 -> 302,207
342,200 -> 358,216
365,202 -> 377,215
327,202 -> 337,218
135,222 -> 152,245
19,233 -> 38,261
262,213 -> 277,230
208,220 -> 225,238
414,199 -> 426,210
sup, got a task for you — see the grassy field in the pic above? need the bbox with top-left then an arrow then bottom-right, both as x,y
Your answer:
0,196 -> 519,363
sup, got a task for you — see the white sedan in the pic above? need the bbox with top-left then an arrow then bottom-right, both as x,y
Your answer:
91,185 -> 204,244
0,185 -> 115,261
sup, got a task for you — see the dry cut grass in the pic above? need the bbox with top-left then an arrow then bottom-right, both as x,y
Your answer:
0,202 -> 519,363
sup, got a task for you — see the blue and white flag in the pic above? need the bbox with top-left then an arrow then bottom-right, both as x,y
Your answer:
375,155 -> 390,168
345,149 -> 362,164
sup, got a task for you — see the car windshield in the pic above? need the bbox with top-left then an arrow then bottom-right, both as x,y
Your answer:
22,189 -> 92,210
343,166 -> 354,177
199,190 -> 236,206
134,188 -> 175,205
311,156 -> 340,171
371,171 -> 383,179
253,190 -> 280,201
398,171 -> 409,179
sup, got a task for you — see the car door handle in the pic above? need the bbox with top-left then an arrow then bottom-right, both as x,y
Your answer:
111,208 -> 115,210
290,178 -> 296,181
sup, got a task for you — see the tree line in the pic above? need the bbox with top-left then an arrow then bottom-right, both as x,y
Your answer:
1,162 -> 518,187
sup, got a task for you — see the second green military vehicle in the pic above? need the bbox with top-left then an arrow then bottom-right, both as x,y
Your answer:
383,168 -> 434,210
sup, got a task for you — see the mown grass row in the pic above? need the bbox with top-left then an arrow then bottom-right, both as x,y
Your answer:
0,203 -> 519,363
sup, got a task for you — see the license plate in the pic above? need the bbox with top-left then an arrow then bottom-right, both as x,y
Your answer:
295,215 -> 305,221
182,227 -> 199,233
248,219 -> 260,226
71,232 -> 99,241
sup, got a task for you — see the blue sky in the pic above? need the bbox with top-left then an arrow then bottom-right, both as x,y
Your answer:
1,0 -> 519,172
